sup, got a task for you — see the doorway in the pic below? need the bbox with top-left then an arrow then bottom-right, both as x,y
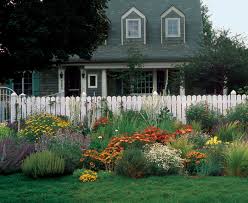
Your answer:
65,68 -> 81,97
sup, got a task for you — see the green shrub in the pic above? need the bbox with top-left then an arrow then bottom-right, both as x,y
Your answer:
0,123 -> 14,140
115,148 -> 149,178
199,145 -> 225,176
215,122 -> 245,142
188,133 -> 210,149
226,102 -> 248,125
35,128 -> 87,174
186,103 -> 220,131
22,151 -> 65,178
144,143 -> 184,176
169,136 -> 194,158
224,142 -> 248,177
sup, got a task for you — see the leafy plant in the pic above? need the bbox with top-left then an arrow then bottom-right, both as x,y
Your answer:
169,136 -> 194,158
48,136 -> 82,174
224,142 -> 248,177
0,123 -> 14,140
22,151 -> 65,178
186,103 -> 220,131
226,102 -> 248,125
18,113 -> 71,141
0,138 -> 35,174
115,148 -> 149,179
214,122 -> 245,142
144,143 -> 184,176
185,151 -> 207,175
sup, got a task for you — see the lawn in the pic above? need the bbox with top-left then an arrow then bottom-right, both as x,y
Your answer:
1,174 -> 248,203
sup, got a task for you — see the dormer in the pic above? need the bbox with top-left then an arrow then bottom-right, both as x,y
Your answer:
121,7 -> 146,45
161,6 -> 186,45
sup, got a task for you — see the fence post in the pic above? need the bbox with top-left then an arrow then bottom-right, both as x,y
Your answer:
10,93 -> 17,123
230,90 -> 237,108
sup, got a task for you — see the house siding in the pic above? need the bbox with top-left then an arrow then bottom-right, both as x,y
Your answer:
40,68 -> 58,96
86,70 -> 102,97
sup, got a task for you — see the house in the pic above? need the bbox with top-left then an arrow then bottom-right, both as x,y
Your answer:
6,0 -> 202,97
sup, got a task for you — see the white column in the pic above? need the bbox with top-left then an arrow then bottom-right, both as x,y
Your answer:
180,71 -> 185,96
10,93 -> 18,123
102,69 -> 107,97
58,66 -> 65,97
164,69 -> 169,95
152,69 -> 157,93
80,67 -> 87,96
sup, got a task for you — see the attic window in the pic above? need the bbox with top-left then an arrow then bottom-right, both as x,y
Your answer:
126,19 -> 141,38
166,18 -> 180,37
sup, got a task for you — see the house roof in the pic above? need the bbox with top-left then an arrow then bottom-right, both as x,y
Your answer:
90,0 -> 203,63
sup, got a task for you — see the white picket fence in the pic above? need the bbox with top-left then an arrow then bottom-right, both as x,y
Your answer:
9,91 -> 247,124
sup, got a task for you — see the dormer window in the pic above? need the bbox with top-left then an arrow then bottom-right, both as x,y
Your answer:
126,19 -> 141,38
166,18 -> 180,37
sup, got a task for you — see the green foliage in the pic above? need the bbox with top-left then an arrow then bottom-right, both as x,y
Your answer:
187,133 -> 210,149
186,103 -> 220,131
215,122 -> 245,142
72,169 -> 85,178
22,151 -> 65,178
169,136 -> 194,158
115,148 -> 149,179
191,121 -> 203,133
0,123 -> 14,140
225,142 -> 248,177
48,135 -> 82,174
199,145 -> 225,176
0,0 -> 109,79
237,86 -> 248,95
226,102 -> 248,125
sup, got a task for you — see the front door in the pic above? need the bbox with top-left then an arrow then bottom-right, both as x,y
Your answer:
65,68 -> 81,97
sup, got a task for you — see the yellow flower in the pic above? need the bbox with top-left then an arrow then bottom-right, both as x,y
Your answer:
206,136 -> 222,145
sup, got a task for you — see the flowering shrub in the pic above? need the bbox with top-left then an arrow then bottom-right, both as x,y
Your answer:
82,126 -> 192,171
0,123 -> 13,139
206,136 -> 222,146
19,114 -> 70,140
185,151 -> 207,175
79,170 -> 98,182
144,143 -> 184,175
93,117 -> 109,130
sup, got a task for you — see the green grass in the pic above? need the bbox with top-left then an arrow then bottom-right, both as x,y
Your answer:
1,174 -> 248,203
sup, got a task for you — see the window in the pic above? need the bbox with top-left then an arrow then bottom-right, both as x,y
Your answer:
88,74 -> 98,88
133,72 -> 153,94
166,18 -> 180,37
126,19 -> 141,38
13,71 -> 33,95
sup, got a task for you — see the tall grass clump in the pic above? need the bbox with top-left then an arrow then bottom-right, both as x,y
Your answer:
22,151 -> 65,178
186,103 -> 220,131
226,102 -> 248,127
225,142 -> 248,177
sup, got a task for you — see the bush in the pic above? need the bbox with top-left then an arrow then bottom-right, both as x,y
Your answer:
199,145 -> 225,176
186,103 -> 220,131
187,132 -> 210,149
144,143 -> 184,175
226,102 -> 248,125
224,142 -> 248,177
22,151 -> 65,178
18,113 -> 71,141
0,123 -> 14,140
35,128 -> 87,174
214,122 -> 245,142
0,138 -> 35,174
185,151 -> 207,175
169,136 -> 194,158
115,148 -> 149,179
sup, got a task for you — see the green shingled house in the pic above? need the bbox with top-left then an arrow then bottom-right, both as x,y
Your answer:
8,0 -> 202,97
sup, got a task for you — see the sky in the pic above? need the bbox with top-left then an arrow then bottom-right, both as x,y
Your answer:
203,0 -> 248,36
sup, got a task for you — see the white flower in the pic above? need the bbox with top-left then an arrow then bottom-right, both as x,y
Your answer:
98,136 -> 103,139
115,129 -> 119,132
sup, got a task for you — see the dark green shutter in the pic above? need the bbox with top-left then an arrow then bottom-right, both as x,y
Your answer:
6,79 -> 14,89
32,71 -> 40,96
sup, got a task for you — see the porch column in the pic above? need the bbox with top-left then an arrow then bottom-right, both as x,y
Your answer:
102,69 -> 107,97
164,69 -> 169,95
58,66 -> 65,97
80,67 -> 87,96
152,69 -> 157,93
180,76 -> 185,96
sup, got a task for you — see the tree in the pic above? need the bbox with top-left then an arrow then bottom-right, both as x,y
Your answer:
178,2 -> 248,95
0,0 -> 109,80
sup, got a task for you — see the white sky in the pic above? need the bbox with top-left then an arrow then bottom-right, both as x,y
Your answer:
203,0 -> 248,36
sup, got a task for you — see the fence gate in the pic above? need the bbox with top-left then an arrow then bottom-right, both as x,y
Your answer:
0,87 -> 16,123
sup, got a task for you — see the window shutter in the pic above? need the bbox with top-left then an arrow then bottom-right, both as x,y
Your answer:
32,71 -> 40,96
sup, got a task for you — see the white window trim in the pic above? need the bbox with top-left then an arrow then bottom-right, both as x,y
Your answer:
165,18 -> 181,38
88,74 -> 98,89
126,18 -> 142,39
